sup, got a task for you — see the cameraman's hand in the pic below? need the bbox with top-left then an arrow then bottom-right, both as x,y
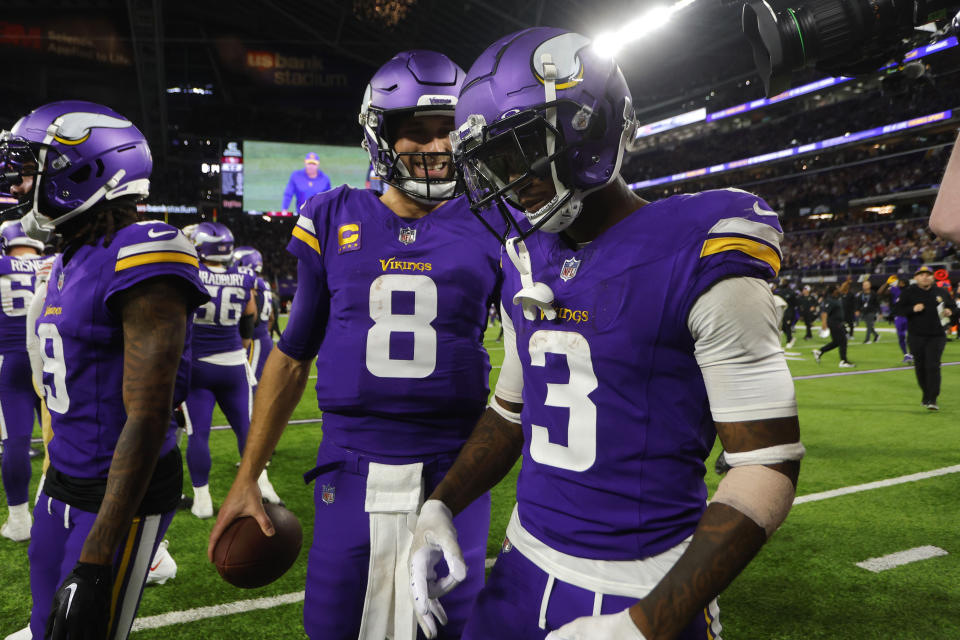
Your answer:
46,562 -> 112,640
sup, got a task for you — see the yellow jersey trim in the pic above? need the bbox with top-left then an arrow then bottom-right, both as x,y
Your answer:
115,251 -> 199,272
292,226 -> 322,255
700,236 -> 781,276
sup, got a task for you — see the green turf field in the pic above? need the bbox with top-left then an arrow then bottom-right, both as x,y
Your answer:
2,322 -> 959,639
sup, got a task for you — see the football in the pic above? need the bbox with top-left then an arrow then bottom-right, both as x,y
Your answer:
213,503 -> 303,589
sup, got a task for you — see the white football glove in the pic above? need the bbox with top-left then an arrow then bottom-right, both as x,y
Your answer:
819,327 -> 830,338
408,499 -> 467,639
545,609 -> 647,640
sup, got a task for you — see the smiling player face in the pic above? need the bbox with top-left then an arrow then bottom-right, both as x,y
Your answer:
393,114 -> 455,181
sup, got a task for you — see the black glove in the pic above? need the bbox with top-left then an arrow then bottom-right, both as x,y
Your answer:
45,562 -> 113,640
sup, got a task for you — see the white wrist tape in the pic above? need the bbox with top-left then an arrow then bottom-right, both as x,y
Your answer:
723,442 -> 805,467
488,400 -> 522,424
712,465 -> 795,538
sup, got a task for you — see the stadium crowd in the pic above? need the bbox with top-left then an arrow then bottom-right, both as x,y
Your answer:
624,72 -> 960,182
780,217 -> 958,274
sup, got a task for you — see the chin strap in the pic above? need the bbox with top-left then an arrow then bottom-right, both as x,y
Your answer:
505,237 -> 556,321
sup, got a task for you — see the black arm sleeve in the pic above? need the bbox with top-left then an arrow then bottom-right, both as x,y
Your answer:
239,313 -> 255,339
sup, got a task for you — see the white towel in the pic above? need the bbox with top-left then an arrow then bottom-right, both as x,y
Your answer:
358,461 -> 423,640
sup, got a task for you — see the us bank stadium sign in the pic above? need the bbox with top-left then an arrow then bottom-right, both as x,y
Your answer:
243,50 -> 349,88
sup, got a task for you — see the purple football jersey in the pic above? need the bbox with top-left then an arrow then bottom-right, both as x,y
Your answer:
282,187 -> 502,456
192,263 -> 256,358
504,189 -> 783,561
37,221 -> 208,479
252,276 -> 273,340
889,284 -> 902,304
0,255 -> 44,352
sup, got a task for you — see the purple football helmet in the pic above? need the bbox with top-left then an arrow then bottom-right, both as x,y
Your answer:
233,246 -> 263,273
0,100 -> 152,242
0,219 -> 44,254
451,28 -> 637,238
359,50 -> 465,203
193,221 -> 234,263
180,223 -> 199,241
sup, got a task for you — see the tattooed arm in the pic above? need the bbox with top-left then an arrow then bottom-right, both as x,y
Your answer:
78,277 -> 189,564
628,416 -> 800,639
428,397 -> 524,515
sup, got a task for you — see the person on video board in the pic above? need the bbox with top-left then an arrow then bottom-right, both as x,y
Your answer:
282,151 -> 331,213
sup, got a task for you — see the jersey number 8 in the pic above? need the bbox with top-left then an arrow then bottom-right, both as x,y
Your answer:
366,274 -> 437,379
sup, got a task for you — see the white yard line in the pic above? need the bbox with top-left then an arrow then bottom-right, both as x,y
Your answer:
855,546 -> 948,573
793,464 -> 960,504
131,462 -> 960,632
132,592 -> 305,630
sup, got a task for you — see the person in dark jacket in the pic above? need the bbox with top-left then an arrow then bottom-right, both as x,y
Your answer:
893,266 -> 958,410
814,280 -> 855,368
842,287 -> 857,337
855,279 -> 881,343
775,281 -> 799,348
798,285 -> 818,340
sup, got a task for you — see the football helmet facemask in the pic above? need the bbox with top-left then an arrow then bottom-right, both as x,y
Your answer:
451,28 -> 637,240
0,100 -> 152,243
359,50 -> 465,204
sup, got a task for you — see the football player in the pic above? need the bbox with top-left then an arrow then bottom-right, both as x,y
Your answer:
881,276 -> 913,363
183,223 -> 281,518
233,246 -> 275,382
209,50 -> 502,640
409,28 -> 803,640
0,220 -> 45,542
0,100 -> 208,640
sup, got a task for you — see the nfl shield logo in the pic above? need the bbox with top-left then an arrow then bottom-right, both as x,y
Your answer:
560,257 -> 581,281
501,536 -> 513,554
57,272 -> 65,291
321,484 -> 335,505
398,227 -> 417,245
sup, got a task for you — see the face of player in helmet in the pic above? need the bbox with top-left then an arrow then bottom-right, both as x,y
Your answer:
392,114 -> 456,183
0,137 -> 39,202
456,108 -> 569,221
9,173 -> 33,199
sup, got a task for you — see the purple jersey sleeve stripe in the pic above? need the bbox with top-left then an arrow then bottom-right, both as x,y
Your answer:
291,226 -> 321,255
115,251 -> 199,272
700,236 -> 781,276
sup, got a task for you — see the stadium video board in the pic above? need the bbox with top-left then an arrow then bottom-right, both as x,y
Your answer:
242,140 -> 371,214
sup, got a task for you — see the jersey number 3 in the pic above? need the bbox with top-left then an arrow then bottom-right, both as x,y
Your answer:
528,329 -> 598,472
366,274 -> 437,379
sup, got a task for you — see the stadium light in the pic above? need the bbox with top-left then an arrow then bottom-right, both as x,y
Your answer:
593,0 -> 699,57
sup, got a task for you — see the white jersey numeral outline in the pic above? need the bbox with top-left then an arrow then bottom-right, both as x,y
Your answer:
38,322 -> 70,413
528,329 -> 598,472
195,285 -> 246,326
365,274 -> 437,379
0,273 -> 34,317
